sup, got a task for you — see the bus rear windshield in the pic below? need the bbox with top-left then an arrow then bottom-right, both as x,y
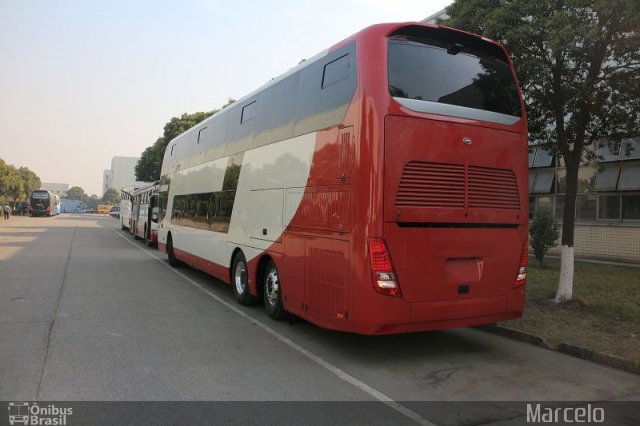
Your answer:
388,32 -> 522,118
31,192 -> 49,199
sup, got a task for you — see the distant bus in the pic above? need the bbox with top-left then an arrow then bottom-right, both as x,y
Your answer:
29,190 -> 60,217
52,195 -> 61,215
60,198 -> 85,213
120,182 -> 149,231
158,22 -> 528,334
96,204 -> 112,214
131,181 -> 160,246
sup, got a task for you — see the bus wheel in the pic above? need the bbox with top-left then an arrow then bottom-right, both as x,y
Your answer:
231,252 -> 257,306
167,235 -> 180,267
264,260 -> 287,320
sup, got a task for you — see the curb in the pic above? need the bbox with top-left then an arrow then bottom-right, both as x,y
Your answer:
474,324 -> 640,376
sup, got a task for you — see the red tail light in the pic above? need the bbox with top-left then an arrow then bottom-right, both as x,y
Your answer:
514,237 -> 528,287
368,238 -> 402,297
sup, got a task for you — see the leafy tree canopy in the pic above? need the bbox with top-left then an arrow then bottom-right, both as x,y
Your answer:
135,99 -> 236,182
442,0 -> 639,301
102,188 -> 120,205
442,0 -> 640,157
66,186 -> 87,201
0,158 -> 42,202
135,111 -> 217,181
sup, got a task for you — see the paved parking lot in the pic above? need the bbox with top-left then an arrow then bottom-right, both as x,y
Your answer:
1,214 -> 639,424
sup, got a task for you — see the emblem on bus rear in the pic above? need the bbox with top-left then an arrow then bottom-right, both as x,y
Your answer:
463,137 -> 472,145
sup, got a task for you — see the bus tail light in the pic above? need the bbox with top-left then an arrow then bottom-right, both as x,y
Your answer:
514,237 -> 528,288
368,238 -> 402,297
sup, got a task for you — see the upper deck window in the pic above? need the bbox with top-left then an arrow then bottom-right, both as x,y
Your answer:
322,54 -> 350,89
388,28 -> 522,120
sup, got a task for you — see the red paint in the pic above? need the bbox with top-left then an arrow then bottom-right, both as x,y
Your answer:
161,22 -> 527,335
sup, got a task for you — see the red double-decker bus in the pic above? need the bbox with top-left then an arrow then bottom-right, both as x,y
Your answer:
157,22 -> 528,334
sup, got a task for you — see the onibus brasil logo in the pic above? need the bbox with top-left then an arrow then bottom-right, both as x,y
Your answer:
7,402 -> 73,425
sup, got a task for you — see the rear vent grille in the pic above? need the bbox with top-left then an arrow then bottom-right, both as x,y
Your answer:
395,162 -> 465,208
468,166 -> 520,210
395,162 -> 520,210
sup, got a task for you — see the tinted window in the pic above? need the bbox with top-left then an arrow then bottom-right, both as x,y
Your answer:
197,127 -> 208,144
532,149 -> 553,167
255,73 -> 298,142
241,101 -> 257,123
598,195 -> 621,220
621,138 -> 640,159
295,42 -> 357,133
388,35 -> 521,117
595,165 -> 620,191
322,54 -> 350,89
619,163 -> 640,190
532,168 -> 554,193
172,191 -> 234,233
31,191 -> 49,199
622,195 -> 640,220
228,98 -> 257,142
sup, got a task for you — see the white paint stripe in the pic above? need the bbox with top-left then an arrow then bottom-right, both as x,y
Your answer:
112,229 -> 436,425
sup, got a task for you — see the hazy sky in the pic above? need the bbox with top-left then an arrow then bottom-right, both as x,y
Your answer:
0,0 -> 450,195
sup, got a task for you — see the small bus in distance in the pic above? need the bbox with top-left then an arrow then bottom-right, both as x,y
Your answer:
61,198 -> 85,213
96,204 -> 112,214
29,190 -> 60,217
157,22 -> 528,335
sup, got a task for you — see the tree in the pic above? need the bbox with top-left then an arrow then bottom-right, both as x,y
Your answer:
0,162 -> 21,202
442,0 -> 640,302
17,167 -> 41,200
0,159 -> 42,203
530,213 -> 561,267
102,188 -> 120,205
135,111 -> 216,181
135,143 -> 164,182
0,158 -> 10,200
67,186 -> 87,201
85,195 -> 100,210
6,168 -> 24,202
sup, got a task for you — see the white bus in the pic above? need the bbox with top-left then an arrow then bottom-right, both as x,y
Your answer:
120,182 -> 149,231
131,181 -> 159,246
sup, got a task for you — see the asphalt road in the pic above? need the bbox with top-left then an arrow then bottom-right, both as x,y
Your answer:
1,214 -> 639,425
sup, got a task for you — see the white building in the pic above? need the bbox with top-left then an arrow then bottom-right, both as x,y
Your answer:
40,182 -> 69,197
103,156 -> 138,195
102,169 -> 112,195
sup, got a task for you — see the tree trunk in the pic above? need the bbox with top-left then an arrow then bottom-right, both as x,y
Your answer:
555,157 -> 579,302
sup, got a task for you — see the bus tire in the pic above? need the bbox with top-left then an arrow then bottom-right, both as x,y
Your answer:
231,252 -> 257,305
167,235 -> 180,267
263,259 -> 287,320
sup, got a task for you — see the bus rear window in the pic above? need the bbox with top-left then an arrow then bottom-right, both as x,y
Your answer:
388,33 -> 522,118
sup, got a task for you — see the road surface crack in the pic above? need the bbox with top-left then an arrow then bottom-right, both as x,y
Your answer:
35,224 -> 77,400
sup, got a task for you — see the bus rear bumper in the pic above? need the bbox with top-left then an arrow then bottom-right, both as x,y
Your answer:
357,287 -> 525,335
